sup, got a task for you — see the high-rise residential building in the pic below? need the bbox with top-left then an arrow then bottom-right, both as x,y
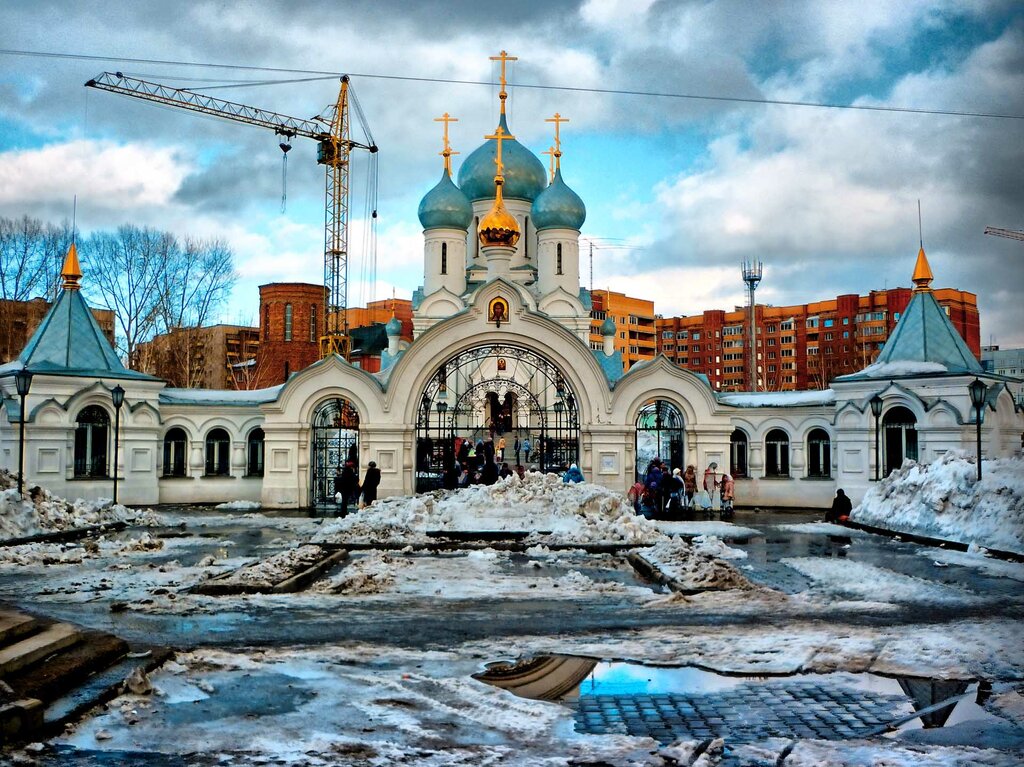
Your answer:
0,296 -> 115,364
587,290 -> 656,371
656,286 -> 980,391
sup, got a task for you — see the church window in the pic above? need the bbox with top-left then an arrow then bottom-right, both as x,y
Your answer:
730,429 -> 748,478
807,428 -> 831,478
556,244 -> 563,275
765,429 -> 790,477
247,428 -> 265,477
205,428 -> 231,477
74,405 -> 109,478
162,427 -> 188,478
441,243 -> 448,275
284,304 -> 293,341
310,305 -> 317,342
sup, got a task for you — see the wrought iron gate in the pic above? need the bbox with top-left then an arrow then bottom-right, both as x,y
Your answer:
310,397 -> 360,507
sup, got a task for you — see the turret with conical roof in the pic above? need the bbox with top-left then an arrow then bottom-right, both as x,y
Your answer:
420,113 -> 471,299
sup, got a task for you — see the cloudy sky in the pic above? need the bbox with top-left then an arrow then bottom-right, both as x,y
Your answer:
1,0 -> 1022,345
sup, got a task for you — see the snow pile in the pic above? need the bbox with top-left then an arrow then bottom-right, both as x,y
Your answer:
312,551 -> 412,595
852,451 -> 1024,554
0,479 -> 155,540
214,500 -> 262,511
214,544 -> 328,590
639,538 -> 754,591
315,472 -> 666,546
691,534 -> 748,560
856,359 -> 950,378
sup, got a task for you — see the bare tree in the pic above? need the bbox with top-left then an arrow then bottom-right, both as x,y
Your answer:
82,225 -> 177,364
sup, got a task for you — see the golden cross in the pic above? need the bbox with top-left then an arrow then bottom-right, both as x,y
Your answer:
484,124 -> 514,181
541,146 -> 556,182
434,112 -> 459,175
489,50 -> 517,114
545,112 -> 569,168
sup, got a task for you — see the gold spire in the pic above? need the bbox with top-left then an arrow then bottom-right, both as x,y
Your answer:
61,242 -> 82,290
434,112 -> 459,176
478,124 -> 520,248
912,245 -> 934,292
489,50 -> 517,115
545,112 -> 569,170
541,146 -> 556,182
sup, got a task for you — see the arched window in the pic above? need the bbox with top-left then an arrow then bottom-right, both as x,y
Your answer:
309,304 -> 317,342
556,243 -> 563,275
765,428 -> 790,477
74,406 -> 109,478
441,242 -> 447,275
284,304 -> 293,341
205,428 -> 231,476
807,428 -> 831,478
883,406 -> 918,476
247,428 -> 265,477
730,429 -> 748,478
162,427 -> 188,478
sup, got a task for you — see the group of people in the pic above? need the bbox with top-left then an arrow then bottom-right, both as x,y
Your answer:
633,458 -> 735,520
332,458 -> 381,514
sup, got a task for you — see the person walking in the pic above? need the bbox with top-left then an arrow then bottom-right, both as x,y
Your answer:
703,462 -> 719,510
361,461 -> 381,507
340,460 -> 359,514
522,437 -> 532,464
720,472 -> 735,519
497,436 -> 506,461
667,468 -> 685,518
683,465 -> 698,510
826,488 -> 853,523
514,437 -> 521,465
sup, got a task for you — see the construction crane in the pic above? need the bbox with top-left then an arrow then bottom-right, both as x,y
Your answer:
85,71 -> 378,360
984,226 -> 1024,242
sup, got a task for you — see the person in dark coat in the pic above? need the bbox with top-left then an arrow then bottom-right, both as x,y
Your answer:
340,460 -> 359,513
361,461 -> 381,507
443,462 -> 461,490
513,437 -> 521,464
481,460 -> 499,485
826,488 -> 853,523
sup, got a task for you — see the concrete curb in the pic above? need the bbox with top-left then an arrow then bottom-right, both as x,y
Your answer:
191,549 -> 349,595
842,520 -> 1024,563
0,522 -> 128,548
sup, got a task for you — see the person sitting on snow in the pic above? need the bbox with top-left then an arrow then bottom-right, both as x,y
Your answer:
563,463 -> 585,484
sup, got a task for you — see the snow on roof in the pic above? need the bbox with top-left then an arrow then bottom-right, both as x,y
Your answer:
849,360 -> 949,379
717,389 -> 836,408
159,385 -> 283,406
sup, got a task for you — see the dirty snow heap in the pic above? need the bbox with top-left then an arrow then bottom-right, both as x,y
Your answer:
851,451 -> 1024,555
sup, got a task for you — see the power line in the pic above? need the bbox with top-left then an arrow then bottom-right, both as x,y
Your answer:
1,46 -> 1022,121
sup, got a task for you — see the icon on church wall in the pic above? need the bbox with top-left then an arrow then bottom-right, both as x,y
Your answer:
497,357 -> 507,371
488,296 -> 509,328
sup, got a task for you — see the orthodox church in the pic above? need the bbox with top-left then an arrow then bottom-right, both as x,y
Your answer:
1,53 -> 1021,511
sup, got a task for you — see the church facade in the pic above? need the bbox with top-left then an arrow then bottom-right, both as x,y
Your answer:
2,55 -> 1021,511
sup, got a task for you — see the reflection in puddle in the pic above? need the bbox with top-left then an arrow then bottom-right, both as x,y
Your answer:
474,655 -> 1005,744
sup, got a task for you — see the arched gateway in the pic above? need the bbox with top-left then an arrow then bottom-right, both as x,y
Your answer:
415,342 -> 579,491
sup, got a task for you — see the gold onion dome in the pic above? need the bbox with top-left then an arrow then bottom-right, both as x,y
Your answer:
478,180 -> 521,247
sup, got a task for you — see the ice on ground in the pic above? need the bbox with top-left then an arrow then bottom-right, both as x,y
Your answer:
0,470 -> 159,539
921,549 -> 1024,582
783,558 -> 981,606
785,739 -> 1020,766
314,472 -> 666,545
651,519 -> 761,538
214,499 -> 262,510
639,538 -> 755,591
852,451 -> 1024,555
773,522 -> 868,536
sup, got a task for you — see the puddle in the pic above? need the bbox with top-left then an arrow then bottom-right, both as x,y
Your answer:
474,655 -> 1009,744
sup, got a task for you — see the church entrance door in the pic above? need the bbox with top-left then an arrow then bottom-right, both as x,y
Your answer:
310,397 -> 360,509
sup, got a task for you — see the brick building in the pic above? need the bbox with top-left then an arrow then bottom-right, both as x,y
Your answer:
253,283 -> 325,388
586,290 -> 656,371
135,324 -> 260,389
0,296 -> 115,364
655,285 -> 980,392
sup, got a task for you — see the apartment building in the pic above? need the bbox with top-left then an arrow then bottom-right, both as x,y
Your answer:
587,290 -> 657,372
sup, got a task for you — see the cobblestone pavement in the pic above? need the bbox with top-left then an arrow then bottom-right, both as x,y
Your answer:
574,678 -> 909,744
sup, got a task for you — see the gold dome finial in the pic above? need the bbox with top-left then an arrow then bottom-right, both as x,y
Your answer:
545,112 -> 569,171
912,245 -> 934,292
489,50 -> 517,116
478,124 -> 521,248
61,242 -> 82,290
434,112 -> 460,176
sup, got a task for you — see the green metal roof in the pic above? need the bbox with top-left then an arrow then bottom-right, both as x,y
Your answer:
9,288 -> 157,381
837,288 -> 982,381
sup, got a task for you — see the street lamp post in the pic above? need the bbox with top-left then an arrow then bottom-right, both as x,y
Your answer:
869,393 -> 883,482
14,369 -> 33,496
968,378 -> 988,482
111,385 -> 125,504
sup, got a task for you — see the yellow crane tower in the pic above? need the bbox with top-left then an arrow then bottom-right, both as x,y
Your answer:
85,71 -> 378,359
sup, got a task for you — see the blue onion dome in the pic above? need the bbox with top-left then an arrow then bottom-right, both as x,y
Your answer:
457,114 -> 548,203
531,168 -> 586,231
418,170 -> 473,230
385,316 -> 402,336
601,316 -> 616,336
